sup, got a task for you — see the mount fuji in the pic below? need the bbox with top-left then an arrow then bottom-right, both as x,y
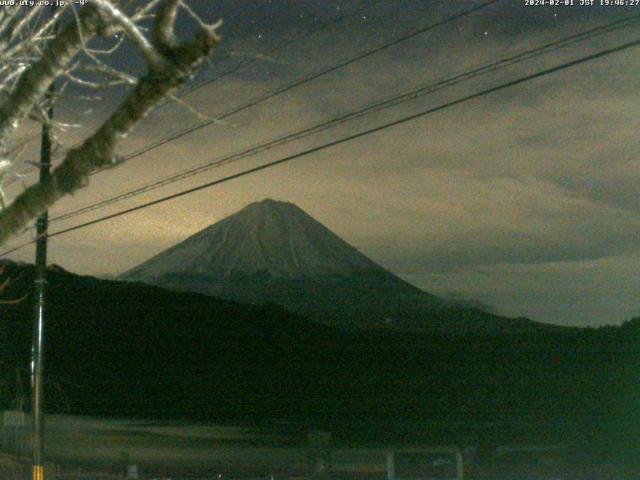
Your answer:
121,199 -> 553,333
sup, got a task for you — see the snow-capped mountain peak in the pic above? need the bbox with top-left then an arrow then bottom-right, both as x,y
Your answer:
123,199 -> 383,280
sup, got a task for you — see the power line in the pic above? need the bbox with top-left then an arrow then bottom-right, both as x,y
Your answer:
178,0 -> 379,98
0,237 -> 34,257
92,0 -> 503,175
48,14 -> 640,224
43,0 -> 510,222
2,0 -> 501,254
2,36 -> 635,258
2,0 -> 379,189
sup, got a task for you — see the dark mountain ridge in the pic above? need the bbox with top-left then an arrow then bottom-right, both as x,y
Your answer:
0,260 -> 637,453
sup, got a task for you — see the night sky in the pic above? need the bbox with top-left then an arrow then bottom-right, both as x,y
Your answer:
3,0 -> 639,327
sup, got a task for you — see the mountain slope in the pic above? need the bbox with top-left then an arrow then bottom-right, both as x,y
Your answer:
121,199 -> 549,333
125,199 -> 387,279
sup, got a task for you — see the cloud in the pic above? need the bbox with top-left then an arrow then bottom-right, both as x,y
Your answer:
5,1 -> 637,327
326,173 -> 640,272
400,252 -> 640,326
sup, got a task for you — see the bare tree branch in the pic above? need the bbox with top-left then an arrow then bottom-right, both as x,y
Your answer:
92,0 -> 168,69
0,1 -> 221,245
0,5 -> 106,144
0,264 -> 27,304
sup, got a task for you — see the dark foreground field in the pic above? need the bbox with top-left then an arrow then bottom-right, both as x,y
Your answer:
0,262 -> 638,477
1,414 -> 640,479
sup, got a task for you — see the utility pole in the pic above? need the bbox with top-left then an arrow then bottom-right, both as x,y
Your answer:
31,38 -> 55,480
31,94 -> 52,480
